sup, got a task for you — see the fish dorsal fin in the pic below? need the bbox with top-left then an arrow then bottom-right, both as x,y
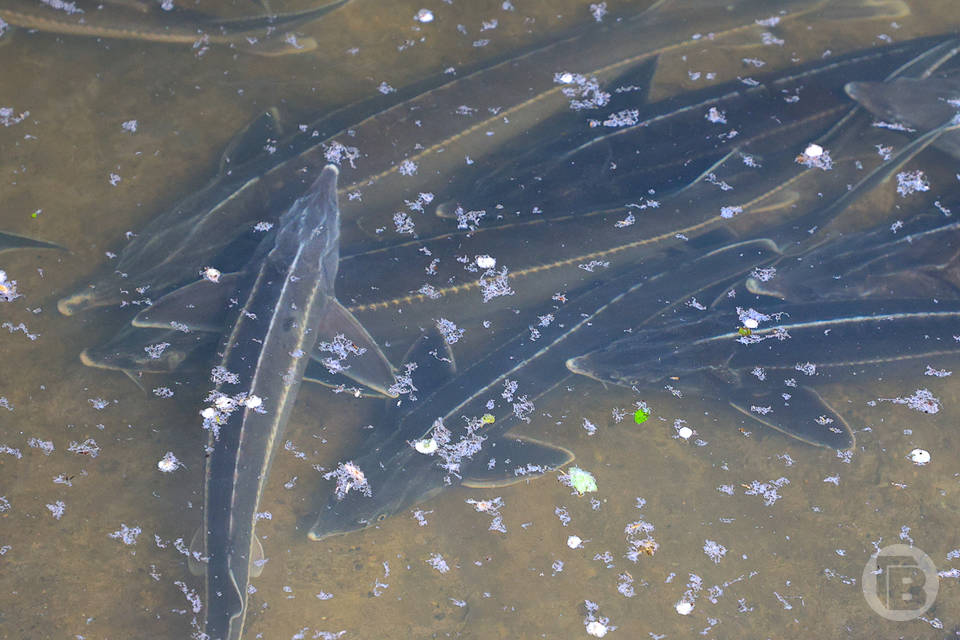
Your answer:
728,385 -> 854,450
600,55 -> 658,113
219,108 -> 283,175
188,528 -> 205,576
132,274 -> 240,331
311,299 -> 399,398
250,537 -> 266,578
462,436 -> 575,488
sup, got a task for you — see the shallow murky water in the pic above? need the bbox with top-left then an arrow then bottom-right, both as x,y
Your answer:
1,0 -> 959,638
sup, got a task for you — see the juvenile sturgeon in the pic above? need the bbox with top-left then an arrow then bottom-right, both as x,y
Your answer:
845,52 -> 960,159
0,0 -> 352,55
194,165 -> 387,640
307,239 -> 781,540
567,300 -> 960,449
55,0 -> 901,316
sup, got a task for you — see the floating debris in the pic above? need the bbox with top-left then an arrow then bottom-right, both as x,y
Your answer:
567,535 -> 584,549
325,462 -> 373,500
908,448 -> 931,465
554,72 -> 610,111
67,439 -> 100,458
705,106 -> 727,124
46,501 -> 65,520
633,407 -> 650,424
435,318 -> 464,345
703,539 -> 728,563
795,142 -> 833,170
414,8 -> 434,23
108,523 -> 142,545
466,497 -> 506,533
583,600 -> 615,637
413,438 -> 438,454
426,553 -> 449,574
879,388 -> 941,414
0,270 -> 19,302
478,266 -> 515,302
157,452 -> 182,473
589,2 -> 607,22
896,169 -> 930,197
562,467 -> 598,495
202,267 -> 222,283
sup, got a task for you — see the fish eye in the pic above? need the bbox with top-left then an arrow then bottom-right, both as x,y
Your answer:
376,513 -> 388,522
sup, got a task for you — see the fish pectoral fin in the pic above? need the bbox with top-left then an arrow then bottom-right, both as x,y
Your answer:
302,363 -> 394,398
0,231 -> 66,253
728,385 -> 854,451
122,370 -> 148,394
132,273 -> 239,331
461,436 -> 575,488
187,528 -> 205,576
218,108 -> 283,174
243,33 -> 319,57
250,537 -> 266,578
400,326 -> 457,389
383,326 -> 457,423
312,299 -> 398,398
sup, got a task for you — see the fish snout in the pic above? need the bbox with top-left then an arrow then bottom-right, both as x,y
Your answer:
57,291 -> 95,316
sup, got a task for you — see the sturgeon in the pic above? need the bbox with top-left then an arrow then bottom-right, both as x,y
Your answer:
0,0 -> 352,55
567,299 -> 960,449
845,45 -> 960,159
194,165 -> 384,640
307,239 -> 782,540
55,0 -> 904,316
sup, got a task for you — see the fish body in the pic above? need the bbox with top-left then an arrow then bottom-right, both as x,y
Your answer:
78,37 -> 960,395
846,68 -> 960,159
199,165 -> 352,640
79,323 -> 213,374
567,299 -> 960,449
0,0 -> 352,54
436,37 -> 946,219
747,213 -> 960,302
307,239 -> 781,540
56,0 -> 896,316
